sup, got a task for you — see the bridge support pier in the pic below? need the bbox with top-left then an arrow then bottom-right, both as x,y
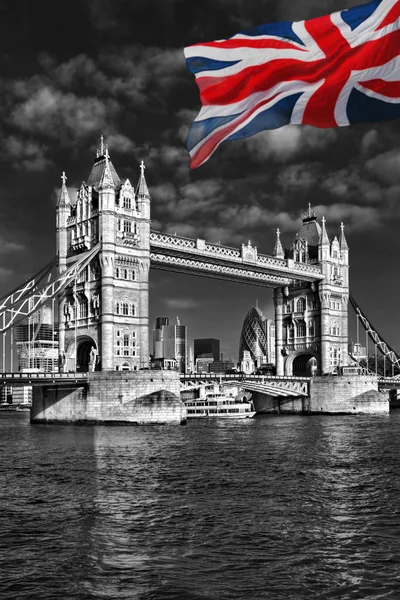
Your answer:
31,371 -> 187,424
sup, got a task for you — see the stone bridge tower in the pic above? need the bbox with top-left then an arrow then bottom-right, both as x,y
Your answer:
56,137 -> 151,372
273,206 -> 349,377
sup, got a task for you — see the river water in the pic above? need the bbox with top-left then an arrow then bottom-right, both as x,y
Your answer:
1,411 -> 400,600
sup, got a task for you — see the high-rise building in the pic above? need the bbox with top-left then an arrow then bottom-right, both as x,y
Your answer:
239,306 -> 275,368
152,316 -> 187,373
15,305 -> 59,372
194,338 -> 220,362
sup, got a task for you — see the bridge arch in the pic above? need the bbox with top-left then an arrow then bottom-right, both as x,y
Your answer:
286,351 -> 318,377
66,335 -> 98,372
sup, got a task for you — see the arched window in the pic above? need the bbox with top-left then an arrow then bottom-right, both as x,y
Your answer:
131,304 -> 136,316
296,297 -> 306,312
123,269 -> 128,280
121,362 -> 130,371
122,303 -> 129,316
131,270 -> 136,280
115,302 -> 120,315
115,267 -> 120,278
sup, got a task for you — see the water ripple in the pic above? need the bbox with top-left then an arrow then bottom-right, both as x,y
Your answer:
2,413 -> 400,599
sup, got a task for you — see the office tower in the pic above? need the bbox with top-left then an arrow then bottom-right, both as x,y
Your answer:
194,338 -> 220,362
239,306 -> 275,367
152,316 -> 187,373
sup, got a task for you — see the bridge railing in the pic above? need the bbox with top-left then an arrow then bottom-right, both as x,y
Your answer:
180,373 -> 311,381
0,372 -> 88,381
150,230 -> 323,277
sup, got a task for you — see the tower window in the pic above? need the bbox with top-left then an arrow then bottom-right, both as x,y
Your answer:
123,197 -> 131,209
79,300 -> 88,319
296,297 -> 306,312
122,302 -> 129,316
296,321 -> 306,337
123,220 -> 131,233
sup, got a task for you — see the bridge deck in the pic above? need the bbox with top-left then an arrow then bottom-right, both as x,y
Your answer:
0,372 -> 89,386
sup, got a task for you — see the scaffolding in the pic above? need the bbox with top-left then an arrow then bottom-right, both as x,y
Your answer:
15,304 -> 59,372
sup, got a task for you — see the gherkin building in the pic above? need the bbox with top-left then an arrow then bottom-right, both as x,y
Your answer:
239,307 -> 268,363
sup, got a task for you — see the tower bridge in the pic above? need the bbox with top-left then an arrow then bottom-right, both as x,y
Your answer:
0,137 -> 399,390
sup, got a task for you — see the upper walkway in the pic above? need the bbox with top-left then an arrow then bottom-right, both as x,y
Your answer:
150,230 -> 324,288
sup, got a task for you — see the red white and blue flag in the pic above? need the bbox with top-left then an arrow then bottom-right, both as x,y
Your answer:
184,0 -> 400,168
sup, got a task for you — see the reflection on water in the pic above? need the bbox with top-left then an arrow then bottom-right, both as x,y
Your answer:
1,412 -> 400,599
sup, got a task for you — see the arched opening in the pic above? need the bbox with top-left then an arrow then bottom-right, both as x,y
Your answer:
292,353 -> 316,377
76,337 -> 98,372
121,362 -> 130,371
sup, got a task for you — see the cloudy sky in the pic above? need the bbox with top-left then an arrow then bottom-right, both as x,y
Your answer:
1,0 -> 399,361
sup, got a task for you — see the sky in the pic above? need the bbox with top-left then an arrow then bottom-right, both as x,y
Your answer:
0,0 -> 399,362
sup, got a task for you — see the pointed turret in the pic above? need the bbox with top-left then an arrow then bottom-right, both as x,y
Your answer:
87,135 -> 121,191
57,172 -> 71,207
136,160 -> 150,198
273,229 -> 284,259
339,222 -> 348,251
319,216 -> 330,262
98,149 -> 115,190
320,216 -> 330,245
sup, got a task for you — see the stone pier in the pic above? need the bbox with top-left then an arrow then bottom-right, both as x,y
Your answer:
252,375 -> 389,415
31,370 -> 187,425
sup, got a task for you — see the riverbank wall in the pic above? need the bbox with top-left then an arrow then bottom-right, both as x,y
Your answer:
31,371 -> 187,425
252,375 -> 389,415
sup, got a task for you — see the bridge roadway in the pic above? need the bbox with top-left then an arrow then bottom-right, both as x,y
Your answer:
0,372 -> 396,397
0,371 -> 311,398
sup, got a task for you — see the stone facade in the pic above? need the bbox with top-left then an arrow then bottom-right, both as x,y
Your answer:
251,375 -> 389,414
56,138 -> 150,373
273,206 -> 349,376
31,371 -> 186,424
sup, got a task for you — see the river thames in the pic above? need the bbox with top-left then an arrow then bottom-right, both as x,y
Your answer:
1,411 -> 400,600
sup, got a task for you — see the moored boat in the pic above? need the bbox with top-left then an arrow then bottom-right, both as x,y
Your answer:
183,384 -> 256,419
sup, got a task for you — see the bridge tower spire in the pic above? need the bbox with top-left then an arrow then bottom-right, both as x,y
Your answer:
273,229 -> 284,259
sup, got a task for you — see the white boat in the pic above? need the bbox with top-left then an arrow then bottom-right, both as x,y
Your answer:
184,385 -> 256,419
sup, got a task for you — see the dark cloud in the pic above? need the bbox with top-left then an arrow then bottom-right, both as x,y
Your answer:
1,0 -> 400,358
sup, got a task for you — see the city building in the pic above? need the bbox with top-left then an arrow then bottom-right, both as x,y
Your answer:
239,306 -> 275,368
196,357 -> 214,374
349,342 -> 367,361
0,385 -> 32,405
194,338 -> 220,362
152,316 -> 187,373
15,305 -> 59,372
209,360 -> 235,374
240,350 -> 255,375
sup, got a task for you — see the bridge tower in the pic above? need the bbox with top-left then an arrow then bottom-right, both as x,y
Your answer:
273,206 -> 349,376
56,137 -> 151,372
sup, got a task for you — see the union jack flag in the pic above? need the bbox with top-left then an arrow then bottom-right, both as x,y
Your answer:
184,0 -> 400,169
